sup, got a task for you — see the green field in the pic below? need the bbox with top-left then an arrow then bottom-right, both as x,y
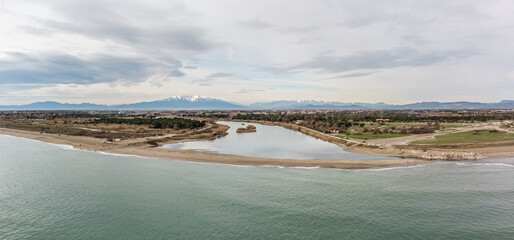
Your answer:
412,130 -> 514,144
339,133 -> 410,140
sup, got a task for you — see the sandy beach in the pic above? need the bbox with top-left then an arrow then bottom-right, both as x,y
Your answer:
0,127 -> 430,170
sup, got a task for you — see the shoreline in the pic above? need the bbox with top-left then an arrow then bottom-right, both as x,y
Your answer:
0,127 -> 430,170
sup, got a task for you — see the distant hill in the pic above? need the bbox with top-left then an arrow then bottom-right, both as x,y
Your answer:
248,100 -> 391,110
0,97 -> 513,110
247,100 -> 514,110
390,101 -> 514,110
0,95 -> 244,110
0,101 -> 106,110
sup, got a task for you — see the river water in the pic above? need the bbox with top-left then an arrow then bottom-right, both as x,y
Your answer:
162,121 -> 398,160
1,134 -> 513,239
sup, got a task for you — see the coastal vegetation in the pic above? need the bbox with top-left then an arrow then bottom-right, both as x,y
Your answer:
94,117 -> 205,129
0,112 -> 208,140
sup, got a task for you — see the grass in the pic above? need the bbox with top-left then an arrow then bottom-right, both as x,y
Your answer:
412,130 -> 514,144
339,133 -> 410,140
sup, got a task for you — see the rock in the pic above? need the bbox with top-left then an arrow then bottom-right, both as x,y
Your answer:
419,151 -> 483,160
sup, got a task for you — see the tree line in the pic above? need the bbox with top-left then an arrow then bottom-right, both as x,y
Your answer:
94,117 -> 206,129
232,111 -> 514,123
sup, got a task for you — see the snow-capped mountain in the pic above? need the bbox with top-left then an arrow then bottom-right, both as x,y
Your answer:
114,95 -> 243,110
163,95 -> 210,102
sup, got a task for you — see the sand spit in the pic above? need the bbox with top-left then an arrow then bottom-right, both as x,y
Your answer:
0,127 -> 430,170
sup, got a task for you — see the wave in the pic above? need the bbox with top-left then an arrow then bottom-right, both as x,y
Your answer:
260,165 -> 285,169
227,164 -> 320,170
96,151 -> 152,159
455,162 -> 514,168
290,166 -> 320,170
55,144 -> 76,150
357,164 -> 430,172
226,164 -> 256,168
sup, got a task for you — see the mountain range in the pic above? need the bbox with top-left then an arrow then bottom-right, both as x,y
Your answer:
0,96 -> 513,110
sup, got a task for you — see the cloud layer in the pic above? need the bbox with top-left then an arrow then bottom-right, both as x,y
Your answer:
0,0 -> 513,104
0,52 -> 184,85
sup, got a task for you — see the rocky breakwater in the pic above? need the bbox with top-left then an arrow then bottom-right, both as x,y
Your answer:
419,151 -> 484,160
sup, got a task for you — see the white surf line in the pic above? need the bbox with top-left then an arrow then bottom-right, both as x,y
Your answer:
361,164 -> 430,171
455,162 -> 514,167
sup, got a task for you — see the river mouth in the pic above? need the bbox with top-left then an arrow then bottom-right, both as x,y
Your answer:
161,121 -> 399,160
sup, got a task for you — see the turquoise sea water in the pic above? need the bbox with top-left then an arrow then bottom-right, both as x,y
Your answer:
163,121 -> 397,160
1,134 -> 514,239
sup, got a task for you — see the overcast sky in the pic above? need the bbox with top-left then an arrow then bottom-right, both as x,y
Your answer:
0,0 -> 513,105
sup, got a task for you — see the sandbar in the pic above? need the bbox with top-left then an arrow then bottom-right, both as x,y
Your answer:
0,127 -> 430,170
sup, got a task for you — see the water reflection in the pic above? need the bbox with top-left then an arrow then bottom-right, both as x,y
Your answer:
162,121 -> 398,160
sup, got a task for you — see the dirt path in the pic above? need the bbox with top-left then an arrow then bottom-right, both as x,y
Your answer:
296,125 -> 363,145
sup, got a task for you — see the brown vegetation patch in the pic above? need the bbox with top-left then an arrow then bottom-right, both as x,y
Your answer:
236,124 -> 256,133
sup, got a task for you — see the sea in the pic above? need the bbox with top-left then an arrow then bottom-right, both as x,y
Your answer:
1,134 -> 513,239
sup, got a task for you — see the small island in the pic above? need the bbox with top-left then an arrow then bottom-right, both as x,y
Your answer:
236,124 -> 256,133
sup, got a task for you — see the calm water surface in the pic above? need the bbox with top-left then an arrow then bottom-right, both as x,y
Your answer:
1,134 -> 514,239
162,121 -> 398,160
